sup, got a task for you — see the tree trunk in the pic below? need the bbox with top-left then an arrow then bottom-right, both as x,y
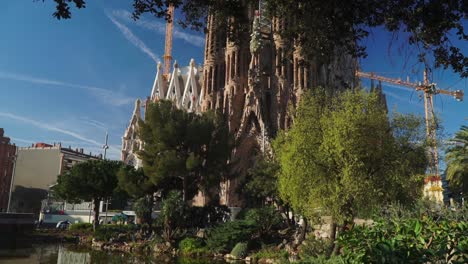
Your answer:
283,205 -> 292,227
298,217 -> 308,245
93,199 -> 101,231
145,194 -> 154,226
327,220 -> 338,257
182,175 -> 188,202
332,220 -> 352,256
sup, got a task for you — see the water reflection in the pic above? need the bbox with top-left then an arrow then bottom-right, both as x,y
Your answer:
0,244 -> 232,264
57,246 -> 90,263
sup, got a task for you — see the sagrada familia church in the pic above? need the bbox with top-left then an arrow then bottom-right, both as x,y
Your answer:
122,2 -> 358,208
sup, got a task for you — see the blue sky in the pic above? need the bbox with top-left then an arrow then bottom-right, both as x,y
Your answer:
0,1 -> 466,160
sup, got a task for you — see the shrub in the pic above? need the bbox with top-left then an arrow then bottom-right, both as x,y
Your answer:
230,242 -> 248,259
244,206 -> 283,236
133,196 -> 153,224
299,235 -> 332,259
93,224 -> 138,241
187,204 -> 230,228
69,222 -> 93,231
338,217 -> 468,263
206,220 -> 257,253
158,191 -> 189,243
178,237 -> 208,255
296,255 -> 346,264
254,247 -> 289,261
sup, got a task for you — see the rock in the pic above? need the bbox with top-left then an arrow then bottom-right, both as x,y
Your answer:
285,243 -> 293,252
288,254 -> 299,262
276,239 -> 288,250
153,242 -> 176,257
135,232 -> 143,240
196,228 -> 207,239
91,238 -> 105,250
258,258 -> 276,264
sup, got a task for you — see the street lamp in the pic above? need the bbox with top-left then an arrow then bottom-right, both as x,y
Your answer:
102,132 -> 110,224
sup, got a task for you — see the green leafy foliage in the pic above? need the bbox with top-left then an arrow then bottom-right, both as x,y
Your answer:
132,196 -> 154,225
274,88 -> 427,227
445,126 -> 468,202
230,242 -> 248,259
186,204 -> 230,228
93,224 -> 138,242
244,206 -> 283,237
69,222 -> 93,232
338,217 -> 468,263
178,237 -> 208,255
242,157 -> 280,207
299,235 -> 333,259
156,190 -> 189,243
118,166 -> 154,198
206,220 -> 257,253
138,100 -> 232,201
296,255 -> 345,264
45,0 -> 86,19
52,159 -> 122,230
254,247 -> 289,261
45,1 -> 468,78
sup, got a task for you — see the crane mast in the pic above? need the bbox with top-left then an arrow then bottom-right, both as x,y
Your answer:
163,5 -> 175,80
356,70 -> 464,202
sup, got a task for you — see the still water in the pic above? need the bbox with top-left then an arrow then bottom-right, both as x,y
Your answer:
0,243 -> 232,264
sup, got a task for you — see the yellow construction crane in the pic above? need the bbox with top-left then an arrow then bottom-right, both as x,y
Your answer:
356,70 -> 464,200
163,4 -> 175,80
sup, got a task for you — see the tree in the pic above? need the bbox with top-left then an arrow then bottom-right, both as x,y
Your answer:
158,190 -> 189,243
43,0 -> 467,78
137,100 -> 232,202
388,112 -> 428,204
117,165 -> 156,224
52,159 -> 122,230
446,126 -> 468,202
242,156 -> 280,207
274,88 -> 427,253
43,0 -> 85,19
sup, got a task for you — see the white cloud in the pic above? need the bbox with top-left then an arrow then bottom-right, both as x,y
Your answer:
111,10 -> 205,48
0,112 -> 121,159
107,12 -> 160,63
0,71 -> 133,106
11,137 -> 93,146
79,117 -> 109,131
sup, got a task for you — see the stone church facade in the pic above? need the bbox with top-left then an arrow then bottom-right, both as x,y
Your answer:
122,2 -> 357,207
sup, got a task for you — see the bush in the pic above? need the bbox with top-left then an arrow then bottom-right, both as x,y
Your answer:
254,247 -> 289,261
299,235 -> 332,259
244,206 -> 283,236
133,196 -> 153,224
338,217 -> 468,263
93,224 -> 138,241
158,191 -> 189,243
178,237 -> 208,255
206,220 -> 257,253
297,255 -> 346,264
230,242 -> 248,259
69,222 -> 93,231
187,204 -> 230,228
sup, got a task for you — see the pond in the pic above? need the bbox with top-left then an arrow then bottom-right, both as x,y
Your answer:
0,243 -> 234,264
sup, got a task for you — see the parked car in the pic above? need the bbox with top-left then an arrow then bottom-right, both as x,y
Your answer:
56,220 -> 70,229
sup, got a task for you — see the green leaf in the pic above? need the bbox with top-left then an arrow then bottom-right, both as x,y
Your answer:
414,220 -> 422,236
